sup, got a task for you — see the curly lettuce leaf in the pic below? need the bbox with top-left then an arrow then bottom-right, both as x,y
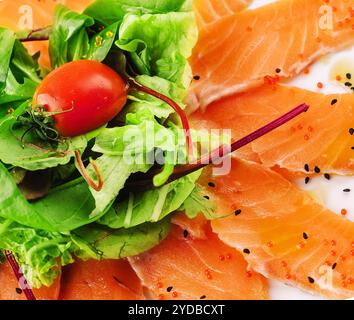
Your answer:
72,218 -> 170,260
0,218 -> 73,288
84,0 -> 191,26
117,12 -> 197,87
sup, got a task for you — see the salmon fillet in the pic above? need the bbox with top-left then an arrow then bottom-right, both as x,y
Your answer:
129,225 -> 268,300
188,0 -> 354,111
200,159 -> 354,299
191,85 -> 354,175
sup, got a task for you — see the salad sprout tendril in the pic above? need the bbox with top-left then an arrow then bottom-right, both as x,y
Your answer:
126,103 -> 310,190
74,150 -> 104,192
4,250 -> 36,300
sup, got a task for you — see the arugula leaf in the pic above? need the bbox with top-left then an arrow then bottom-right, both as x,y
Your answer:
84,0 -> 191,26
72,218 -> 170,260
0,218 -> 73,288
99,170 -> 201,229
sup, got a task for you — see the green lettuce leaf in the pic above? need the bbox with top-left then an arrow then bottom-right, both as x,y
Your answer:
72,218 -> 170,260
0,29 -> 40,107
49,5 -> 94,68
84,0 -> 191,26
116,12 -> 197,87
0,157 -> 150,232
99,170 -> 201,229
93,108 -> 176,156
86,154 -> 151,218
0,218 -> 73,288
49,5 -> 121,68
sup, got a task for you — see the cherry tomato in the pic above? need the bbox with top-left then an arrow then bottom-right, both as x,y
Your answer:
34,60 -> 127,137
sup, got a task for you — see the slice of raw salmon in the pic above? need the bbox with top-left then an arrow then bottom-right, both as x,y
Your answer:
129,225 -> 268,300
172,213 -> 209,239
0,261 -> 60,300
190,85 -> 354,175
193,0 -> 251,27
202,159 -> 354,299
187,0 -> 354,110
59,259 -> 144,300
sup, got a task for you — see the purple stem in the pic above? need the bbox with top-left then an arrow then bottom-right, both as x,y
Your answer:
127,103 -> 309,188
5,250 -> 36,300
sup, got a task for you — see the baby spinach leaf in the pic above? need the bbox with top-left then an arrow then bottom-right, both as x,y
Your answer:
72,218 -> 170,260
0,29 -> 40,107
0,28 -> 16,91
49,5 -> 94,68
49,5 -> 120,68
87,22 -> 119,61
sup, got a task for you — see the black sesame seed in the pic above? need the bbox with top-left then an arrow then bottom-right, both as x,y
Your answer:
314,166 -> 321,173
183,229 -> 189,238
15,288 -> 22,294
349,128 -> 354,136
330,99 -> 338,106
343,189 -> 351,193
204,195 -> 210,200
200,295 -> 206,300
243,248 -> 251,254
234,209 -> 242,216
324,173 -> 331,180
346,73 -> 352,80
167,286 -> 173,292
332,263 -> 337,270
193,75 -> 200,80
208,182 -> 216,188
344,82 -> 352,87
308,277 -> 315,284
303,232 -> 309,240
305,177 -> 310,184
304,164 -> 310,172
275,68 -> 281,73
352,146 -> 354,150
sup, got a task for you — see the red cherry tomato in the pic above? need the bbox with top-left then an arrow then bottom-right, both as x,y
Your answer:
34,60 -> 127,137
